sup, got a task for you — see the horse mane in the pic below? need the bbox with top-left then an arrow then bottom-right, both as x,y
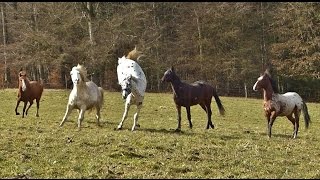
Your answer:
126,46 -> 143,61
73,64 -> 89,82
264,72 -> 279,93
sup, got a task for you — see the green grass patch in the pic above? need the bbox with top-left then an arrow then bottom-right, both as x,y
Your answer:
1,89 -> 320,178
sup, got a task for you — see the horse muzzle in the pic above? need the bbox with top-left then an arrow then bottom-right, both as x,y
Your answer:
122,89 -> 131,99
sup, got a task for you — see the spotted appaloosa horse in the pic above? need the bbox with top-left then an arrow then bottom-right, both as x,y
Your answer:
253,69 -> 310,138
116,47 -> 147,131
161,66 -> 225,131
15,69 -> 44,118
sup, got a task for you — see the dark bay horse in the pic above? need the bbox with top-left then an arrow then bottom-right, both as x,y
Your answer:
15,69 -> 44,118
161,67 -> 225,131
253,69 -> 310,138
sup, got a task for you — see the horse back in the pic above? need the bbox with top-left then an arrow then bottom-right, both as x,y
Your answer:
275,92 -> 303,116
29,81 -> 44,98
174,81 -> 213,106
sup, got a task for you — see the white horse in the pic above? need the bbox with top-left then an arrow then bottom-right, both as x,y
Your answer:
116,55 -> 147,131
60,64 -> 104,129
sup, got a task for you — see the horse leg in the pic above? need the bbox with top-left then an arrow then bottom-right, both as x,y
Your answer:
25,100 -> 33,116
117,101 -> 131,130
186,106 -> 193,129
15,98 -> 21,115
77,107 -> 86,130
206,103 -> 214,129
35,98 -> 40,117
286,114 -> 295,136
293,109 -> 300,139
22,101 -> 28,118
200,103 -> 209,128
60,104 -> 73,127
175,104 -> 182,132
95,106 -> 101,127
268,111 -> 277,138
200,103 -> 214,129
131,103 -> 142,131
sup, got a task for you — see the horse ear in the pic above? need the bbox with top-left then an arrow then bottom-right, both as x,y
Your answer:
265,68 -> 271,77
171,66 -> 175,72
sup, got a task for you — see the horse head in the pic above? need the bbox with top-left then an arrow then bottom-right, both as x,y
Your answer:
70,64 -> 89,85
18,70 -> 28,92
120,74 -> 138,99
161,66 -> 176,83
253,69 -> 278,93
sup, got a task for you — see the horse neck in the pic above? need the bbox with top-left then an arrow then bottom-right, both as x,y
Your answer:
169,74 -> 183,95
262,83 -> 274,101
73,81 -> 86,92
22,78 -> 31,91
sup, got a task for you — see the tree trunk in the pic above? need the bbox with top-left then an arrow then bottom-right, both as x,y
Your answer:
86,2 -> 95,45
194,9 -> 203,66
1,3 -> 8,88
244,82 -> 247,98
260,2 -> 267,70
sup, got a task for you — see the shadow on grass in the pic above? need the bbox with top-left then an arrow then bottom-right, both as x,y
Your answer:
114,127 -> 196,136
259,132 -> 293,139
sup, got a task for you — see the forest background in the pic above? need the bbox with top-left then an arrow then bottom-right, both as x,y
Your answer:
0,2 -> 319,101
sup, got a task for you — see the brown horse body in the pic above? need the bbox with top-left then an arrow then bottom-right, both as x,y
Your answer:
15,70 -> 43,118
161,67 -> 225,131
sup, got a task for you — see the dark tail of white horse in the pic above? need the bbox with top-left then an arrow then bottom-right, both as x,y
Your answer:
302,101 -> 311,129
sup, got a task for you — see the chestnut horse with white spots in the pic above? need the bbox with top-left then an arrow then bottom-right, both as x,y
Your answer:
253,69 -> 310,138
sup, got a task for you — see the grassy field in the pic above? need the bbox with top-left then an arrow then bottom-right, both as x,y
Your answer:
1,88 -> 320,178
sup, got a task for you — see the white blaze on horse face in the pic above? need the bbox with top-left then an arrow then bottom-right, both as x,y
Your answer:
21,79 -> 27,92
253,76 -> 263,91
70,70 -> 81,85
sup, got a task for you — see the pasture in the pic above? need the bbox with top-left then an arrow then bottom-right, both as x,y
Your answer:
1,89 -> 320,178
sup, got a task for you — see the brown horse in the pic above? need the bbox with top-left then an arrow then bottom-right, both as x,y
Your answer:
161,67 -> 225,131
253,69 -> 310,138
15,69 -> 44,118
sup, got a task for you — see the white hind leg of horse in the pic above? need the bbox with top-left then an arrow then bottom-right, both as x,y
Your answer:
60,104 -> 73,127
118,100 -> 131,130
131,103 -> 142,131
95,106 -> 101,126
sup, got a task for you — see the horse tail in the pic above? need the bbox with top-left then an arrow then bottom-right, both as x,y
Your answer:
212,88 -> 225,116
302,101 -> 311,129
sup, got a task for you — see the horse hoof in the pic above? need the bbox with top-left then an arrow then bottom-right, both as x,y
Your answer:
175,128 -> 181,132
16,112 -> 20,115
